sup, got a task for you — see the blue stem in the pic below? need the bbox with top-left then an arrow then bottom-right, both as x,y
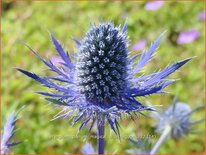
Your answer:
150,125 -> 171,154
97,117 -> 105,154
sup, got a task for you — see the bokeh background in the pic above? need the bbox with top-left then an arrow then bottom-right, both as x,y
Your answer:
1,0 -> 205,154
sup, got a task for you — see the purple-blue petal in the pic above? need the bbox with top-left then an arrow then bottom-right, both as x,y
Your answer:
198,11 -> 205,21
177,29 -> 200,45
131,39 -> 147,51
144,1 -> 164,11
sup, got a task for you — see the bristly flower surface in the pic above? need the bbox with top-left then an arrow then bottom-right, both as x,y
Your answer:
17,22 -> 191,136
76,23 -> 128,105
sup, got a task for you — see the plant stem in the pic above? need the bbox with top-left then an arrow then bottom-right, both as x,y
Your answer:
97,117 -> 105,154
150,125 -> 171,154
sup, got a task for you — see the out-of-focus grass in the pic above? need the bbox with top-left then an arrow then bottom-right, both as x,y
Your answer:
1,1 -> 205,154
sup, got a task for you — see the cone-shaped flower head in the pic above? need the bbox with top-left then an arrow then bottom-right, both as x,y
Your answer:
76,23 -> 128,104
154,102 -> 204,139
17,22 -> 191,135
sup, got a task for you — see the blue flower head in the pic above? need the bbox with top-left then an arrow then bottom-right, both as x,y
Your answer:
76,23 -> 128,104
153,101 -> 204,139
17,22 -> 191,136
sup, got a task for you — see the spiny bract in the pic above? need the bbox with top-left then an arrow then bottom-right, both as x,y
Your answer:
1,111 -> 22,154
17,22 -> 191,135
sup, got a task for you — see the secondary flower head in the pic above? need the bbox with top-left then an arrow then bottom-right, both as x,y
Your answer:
17,22 -> 191,135
153,101 -> 204,139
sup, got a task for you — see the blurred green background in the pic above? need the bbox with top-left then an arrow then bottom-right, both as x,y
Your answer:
1,0 -> 205,154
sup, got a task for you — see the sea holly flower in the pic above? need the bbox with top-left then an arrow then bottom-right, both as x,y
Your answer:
144,1 -> 164,11
17,22 -> 191,154
150,101 -> 204,154
198,11 -> 205,21
153,102 -> 204,139
1,109 -> 23,154
177,29 -> 200,45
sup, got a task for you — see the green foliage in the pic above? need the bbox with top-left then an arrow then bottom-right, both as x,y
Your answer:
2,1 -> 205,154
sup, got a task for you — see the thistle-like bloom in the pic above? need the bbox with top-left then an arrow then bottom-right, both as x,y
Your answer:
153,102 -> 204,139
1,111 -> 22,154
17,22 -> 191,135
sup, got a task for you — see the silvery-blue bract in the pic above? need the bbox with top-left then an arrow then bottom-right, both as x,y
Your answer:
17,22 -> 191,136
1,111 -> 22,154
